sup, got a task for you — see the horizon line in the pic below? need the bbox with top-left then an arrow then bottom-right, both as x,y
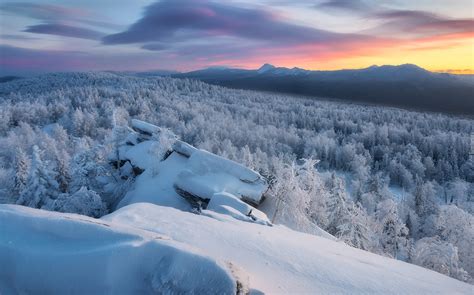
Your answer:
3,63 -> 473,77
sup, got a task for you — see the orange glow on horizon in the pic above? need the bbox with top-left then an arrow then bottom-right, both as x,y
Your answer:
205,32 -> 474,75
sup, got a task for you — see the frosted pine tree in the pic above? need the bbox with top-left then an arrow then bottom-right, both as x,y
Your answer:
12,148 -> 29,201
325,173 -> 351,235
17,145 -> 59,209
414,180 -> 439,237
69,144 -> 105,194
53,148 -> 71,193
376,199 -> 409,259
54,186 -> 107,218
336,202 -> 375,251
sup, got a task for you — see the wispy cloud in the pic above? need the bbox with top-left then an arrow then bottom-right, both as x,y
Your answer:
0,2 -> 120,32
0,33 -> 39,41
370,9 -> 474,37
24,24 -> 105,40
317,0 -> 370,12
0,2 -> 87,21
317,0 -> 474,38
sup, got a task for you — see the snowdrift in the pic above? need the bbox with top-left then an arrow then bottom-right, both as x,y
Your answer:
1,202 -> 472,294
104,203 -> 473,294
0,205 -> 238,294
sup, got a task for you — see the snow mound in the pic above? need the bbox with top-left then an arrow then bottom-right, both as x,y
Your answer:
104,203 -> 473,294
0,204 -> 237,294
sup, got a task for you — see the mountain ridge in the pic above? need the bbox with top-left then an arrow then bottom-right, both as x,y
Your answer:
164,63 -> 474,116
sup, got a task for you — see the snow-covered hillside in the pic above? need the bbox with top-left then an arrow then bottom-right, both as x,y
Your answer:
106,203 -> 473,294
1,203 -> 472,294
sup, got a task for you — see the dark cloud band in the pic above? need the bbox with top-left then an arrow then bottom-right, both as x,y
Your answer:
24,24 -> 104,40
102,0 -> 363,47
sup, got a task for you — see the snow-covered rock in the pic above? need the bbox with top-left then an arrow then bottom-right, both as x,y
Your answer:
172,140 -> 198,158
131,119 -> 176,140
0,204 -> 238,294
175,149 -> 267,205
206,192 -> 271,225
104,203 -> 473,294
115,120 -> 268,215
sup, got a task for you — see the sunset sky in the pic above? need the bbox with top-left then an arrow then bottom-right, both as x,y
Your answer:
1,0 -> 473,74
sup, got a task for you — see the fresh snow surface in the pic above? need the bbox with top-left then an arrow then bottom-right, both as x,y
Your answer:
0,204 -> 237,294
104,203 -> 473,295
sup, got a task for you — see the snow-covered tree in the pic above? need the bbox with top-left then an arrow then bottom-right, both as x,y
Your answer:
414,181 -> 439,237
325,173 -> 351,234
337,202 -> 375,251
69,145 -> 105,193
268,158 -> 328,235
53,148 -> 71,193
435,205 -> 474,280
412,237 -> 470,282
53,186 -> 107,218
269,161 -> 306,225
445,179 -> 471,211
16,145 -> 59,209
12,148 -> 29,199
376,199 -> 409,259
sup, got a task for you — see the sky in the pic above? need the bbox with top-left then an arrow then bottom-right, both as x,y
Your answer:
0,0 -> 473,74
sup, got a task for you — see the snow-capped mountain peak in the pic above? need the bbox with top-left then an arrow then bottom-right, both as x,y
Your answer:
257,63 -> 276,73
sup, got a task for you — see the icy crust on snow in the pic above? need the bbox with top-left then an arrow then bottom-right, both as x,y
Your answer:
105,203 -> 473,295
0,204 -> 237,294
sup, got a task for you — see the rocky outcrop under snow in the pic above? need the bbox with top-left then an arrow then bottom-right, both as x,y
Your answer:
112,119 -> 269,224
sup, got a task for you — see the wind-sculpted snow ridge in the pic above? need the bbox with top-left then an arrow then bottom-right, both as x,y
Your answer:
0,204 -> 239,294
113,119 -> 270,224
104,203 -> 473,294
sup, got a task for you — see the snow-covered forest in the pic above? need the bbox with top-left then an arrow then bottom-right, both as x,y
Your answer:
0,72 -> 472,282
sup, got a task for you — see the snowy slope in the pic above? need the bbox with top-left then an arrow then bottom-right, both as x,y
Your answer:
104,203 -> 473,294
1,202 -> 472,294
0,204 -> 238,294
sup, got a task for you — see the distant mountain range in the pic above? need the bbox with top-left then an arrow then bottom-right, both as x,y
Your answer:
1,64 -> 472,115
166,64 -> 473,116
